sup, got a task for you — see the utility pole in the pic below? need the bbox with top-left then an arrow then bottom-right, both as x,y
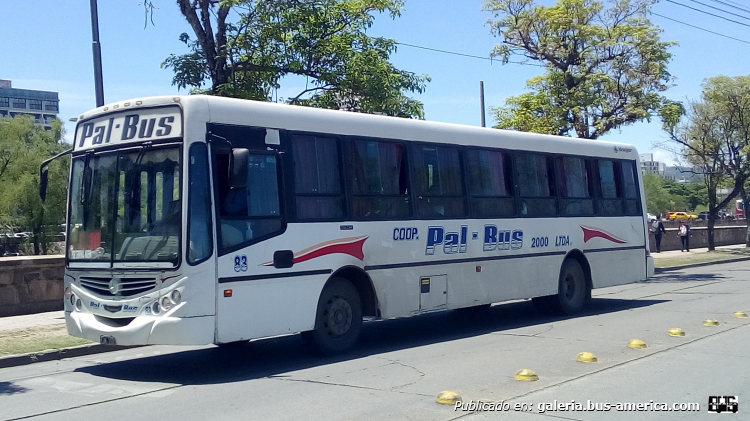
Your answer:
480,81 -> 486,127
90,0 -> 105,107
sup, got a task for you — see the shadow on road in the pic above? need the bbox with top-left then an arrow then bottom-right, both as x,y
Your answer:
643,272 -> 726,283
75,296 -> 666,386
0,381 -> 28,395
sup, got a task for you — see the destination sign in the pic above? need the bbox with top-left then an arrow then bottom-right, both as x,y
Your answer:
75,106 -> 182,150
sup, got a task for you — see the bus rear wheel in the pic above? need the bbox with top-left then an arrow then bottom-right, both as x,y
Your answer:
302,278 -> 363,356
533,259 -> 588,316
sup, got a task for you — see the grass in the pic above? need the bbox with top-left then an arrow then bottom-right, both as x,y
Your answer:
655,247 -> 750,268
0,324 -> 92,357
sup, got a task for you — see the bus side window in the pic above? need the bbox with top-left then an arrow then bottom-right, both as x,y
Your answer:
291,135 -> 345,221
217,153 -> 282,250
596,159 -> 624,215
514,152 -> 556,216
410,144 -> 466,218
467,148 -> 515,218
187,143 -> 213,264
621,160 -> 640,215
556,155 -> 594,216
349,139 -> 410,219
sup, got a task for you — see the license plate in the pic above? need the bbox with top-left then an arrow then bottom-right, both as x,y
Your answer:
100,335 -> 116,345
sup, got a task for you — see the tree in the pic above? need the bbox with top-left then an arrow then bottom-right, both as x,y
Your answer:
642,173 -> 679,215
484,0 -> 675,138
660,75 -> 750,249
161,0 -> 430,118
0,115 -> 69,255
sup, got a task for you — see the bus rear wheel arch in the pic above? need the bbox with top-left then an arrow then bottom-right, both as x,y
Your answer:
302,277 -> 363,355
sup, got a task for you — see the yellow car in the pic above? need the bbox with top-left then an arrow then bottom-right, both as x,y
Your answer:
668,212 -> 698,220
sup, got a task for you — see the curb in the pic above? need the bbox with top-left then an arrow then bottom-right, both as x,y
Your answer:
0,343 -> 143,369
654,255 -> 750,273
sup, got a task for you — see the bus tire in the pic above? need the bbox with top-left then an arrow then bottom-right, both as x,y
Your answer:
302,278 -> 363,356
556,259 -> 588,315
532,259 -> 588,316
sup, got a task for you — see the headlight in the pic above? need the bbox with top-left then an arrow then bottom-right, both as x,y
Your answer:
75,298 -> 82,311
170,290 -> 181,305
64,288 -> 75,307
152,301 -> 160,314
161,296 -> 172,312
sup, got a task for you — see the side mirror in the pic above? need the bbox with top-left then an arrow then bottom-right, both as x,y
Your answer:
228,148 -> 248,188
273,250 -> 294,269
39,167 -> 49,201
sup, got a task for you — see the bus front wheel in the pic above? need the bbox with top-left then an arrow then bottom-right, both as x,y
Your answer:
302,278 -> 363,356
533,259 -> 588,316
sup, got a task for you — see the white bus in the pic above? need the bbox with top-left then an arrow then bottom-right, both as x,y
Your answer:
42,95 -> 654,355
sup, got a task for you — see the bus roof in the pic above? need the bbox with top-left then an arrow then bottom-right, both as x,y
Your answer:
76,95 -> 640,160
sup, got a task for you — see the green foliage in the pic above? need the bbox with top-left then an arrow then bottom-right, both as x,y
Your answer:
162,0 -> 429,118
662,74 -> 750,248
642,173 -> 678,215
484,0 -> 675,138
642,173 -> 706,214
663,75 -> 750,203
0,115 -> 69,254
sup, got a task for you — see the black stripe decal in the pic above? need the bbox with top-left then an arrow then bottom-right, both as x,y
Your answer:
364,250 -> 567,271
584,246 -> 645,253
218,269 -> 333,283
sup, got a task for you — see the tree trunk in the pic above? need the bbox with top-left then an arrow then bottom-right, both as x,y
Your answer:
707,189 -> 717,251
32,227 -> 41,255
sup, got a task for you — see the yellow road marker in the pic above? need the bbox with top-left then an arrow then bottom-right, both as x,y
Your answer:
436,391 -> 462,405
668,328 -> 685,336
515,369 -> 539,381
576,352 -> 598,362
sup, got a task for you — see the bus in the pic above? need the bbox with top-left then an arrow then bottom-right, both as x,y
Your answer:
41,95 -> 654,355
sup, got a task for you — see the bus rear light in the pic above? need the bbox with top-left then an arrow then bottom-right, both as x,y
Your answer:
75,299 -> 82,311
152,301 -> 160,314
224,289 -> 232,297
170,290 -> 181,305
161,297 -> 172,312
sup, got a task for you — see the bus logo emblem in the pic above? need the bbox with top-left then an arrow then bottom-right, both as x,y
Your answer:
108,279 -> 121,295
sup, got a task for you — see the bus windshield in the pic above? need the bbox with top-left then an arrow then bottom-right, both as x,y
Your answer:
68,145 -> 181,265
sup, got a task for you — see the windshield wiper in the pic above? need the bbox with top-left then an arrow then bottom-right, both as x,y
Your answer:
81,151 -> 94,230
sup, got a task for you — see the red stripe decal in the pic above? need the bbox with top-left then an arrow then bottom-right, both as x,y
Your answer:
580,226 -> 627,244
293,237 -> 368,264
262,236 -> 368,266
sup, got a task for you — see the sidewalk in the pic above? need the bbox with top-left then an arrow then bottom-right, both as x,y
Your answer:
0,310 -> 66,332
650,243 -> 747,259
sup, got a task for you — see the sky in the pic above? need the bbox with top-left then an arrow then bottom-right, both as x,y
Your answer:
2,0 -> 749,166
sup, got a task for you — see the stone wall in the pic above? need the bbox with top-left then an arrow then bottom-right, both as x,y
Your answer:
0,256 -> 64,317
649,225 -> 748,252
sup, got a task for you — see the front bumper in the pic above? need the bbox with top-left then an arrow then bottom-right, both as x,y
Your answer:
66,311 -> 215,346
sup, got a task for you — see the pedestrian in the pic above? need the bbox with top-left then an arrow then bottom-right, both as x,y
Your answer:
678,221 -> 691,252
650,214 -> 667,252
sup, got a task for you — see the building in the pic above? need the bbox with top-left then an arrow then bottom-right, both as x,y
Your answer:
663,165 -> 704,183
0,79 -> 59,129
638,153 -> 666,176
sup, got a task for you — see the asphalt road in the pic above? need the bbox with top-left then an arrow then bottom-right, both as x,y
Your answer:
2,262 -> 749,421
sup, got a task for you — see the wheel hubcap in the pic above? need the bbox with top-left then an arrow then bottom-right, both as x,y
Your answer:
323,296 -> 352,337
564,275 -> 577,301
